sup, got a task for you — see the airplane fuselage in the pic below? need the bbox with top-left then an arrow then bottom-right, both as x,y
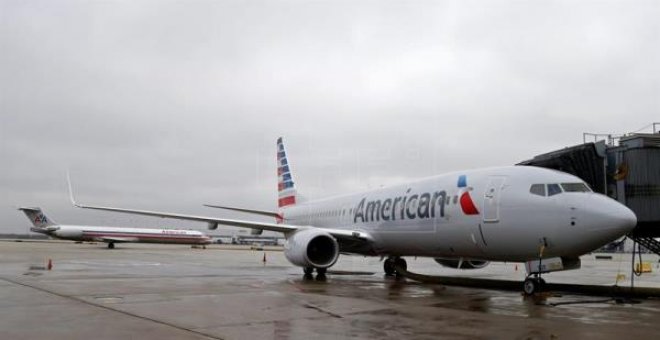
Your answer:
281,166 -> 635,262
32,225 -> 212,245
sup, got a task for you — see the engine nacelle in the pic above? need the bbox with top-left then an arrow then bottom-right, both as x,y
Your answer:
434,257 -> 490,270
284,229 -> 339,268
53,229 -> 83,239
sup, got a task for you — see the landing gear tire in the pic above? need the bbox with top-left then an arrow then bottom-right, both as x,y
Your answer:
315,267 -> 327,281
384,258 -> 396,276
394,258 -> 407,277
108,242 -> 115,249
523,277 -> 544,295
303,267 -> 314,275
384,257 -> 407,277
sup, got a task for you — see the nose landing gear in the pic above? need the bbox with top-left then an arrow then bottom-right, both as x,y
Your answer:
524,239 -> 549,295
523,275 -> 546,295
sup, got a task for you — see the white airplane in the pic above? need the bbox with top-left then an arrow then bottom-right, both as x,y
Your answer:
19,207 -> 212,249
70,137 -> 637,294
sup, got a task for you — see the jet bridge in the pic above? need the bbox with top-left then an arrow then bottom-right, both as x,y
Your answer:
519,125 -> 660,255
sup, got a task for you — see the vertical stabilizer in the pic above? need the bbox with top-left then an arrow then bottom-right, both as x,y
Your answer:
18,207 -> 57,229
277,137 -> 297,209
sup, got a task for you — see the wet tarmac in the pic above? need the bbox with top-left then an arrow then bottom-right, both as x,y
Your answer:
1,240 -> 659,339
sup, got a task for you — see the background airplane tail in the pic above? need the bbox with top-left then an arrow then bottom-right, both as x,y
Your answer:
18,207 -> 58,229
277,137 -> 298,210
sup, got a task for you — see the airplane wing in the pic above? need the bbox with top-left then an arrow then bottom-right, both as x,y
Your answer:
67,176 -> 373,246
73,201 -> 300,233
71,201 -> 373,242
203,204 -> 282,219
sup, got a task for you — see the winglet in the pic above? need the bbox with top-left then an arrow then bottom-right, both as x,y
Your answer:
67,171 -> 80,207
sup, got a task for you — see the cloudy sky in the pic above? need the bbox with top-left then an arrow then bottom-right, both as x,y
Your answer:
1,0 -> 658,233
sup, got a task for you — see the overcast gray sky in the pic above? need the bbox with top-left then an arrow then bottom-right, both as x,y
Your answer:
1,0 -> 658,233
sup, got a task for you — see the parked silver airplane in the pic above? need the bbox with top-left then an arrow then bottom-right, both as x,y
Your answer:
20,207 -> 212,249
70,138 -> 636,294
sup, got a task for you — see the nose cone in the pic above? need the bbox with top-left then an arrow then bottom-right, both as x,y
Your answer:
613,203 -> 637,234
589,195 -> 637,236
560,194 -> 637,256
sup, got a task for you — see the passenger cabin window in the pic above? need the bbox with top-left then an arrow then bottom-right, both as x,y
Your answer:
530,184 -> 546,196
561,183 -> 591,193
547,184 -> 562,196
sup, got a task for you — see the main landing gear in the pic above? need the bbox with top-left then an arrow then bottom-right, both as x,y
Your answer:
384,257 -> 407,277
107,242 -> 115,249
523,275 -> 546,295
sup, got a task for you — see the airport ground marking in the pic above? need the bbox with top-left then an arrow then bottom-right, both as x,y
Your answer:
0,276 -> 224,340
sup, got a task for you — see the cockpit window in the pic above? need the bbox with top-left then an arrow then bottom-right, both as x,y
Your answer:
547,184 -> 562,196
530,184 -> 546,196
561,183 -> 592,193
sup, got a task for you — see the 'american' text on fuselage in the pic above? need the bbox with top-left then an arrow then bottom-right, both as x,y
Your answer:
354,189 -> 448,223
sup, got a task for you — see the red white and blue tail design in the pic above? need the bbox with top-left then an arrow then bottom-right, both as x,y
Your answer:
277,137 -> 297,209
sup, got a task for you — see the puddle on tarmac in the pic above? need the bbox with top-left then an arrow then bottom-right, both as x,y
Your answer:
94,296 -> 124,304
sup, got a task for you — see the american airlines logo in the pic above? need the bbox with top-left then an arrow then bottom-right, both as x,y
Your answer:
34,214 -> 47,224
353,175 -> 479,223
354,189 -> 448,223
457,175 -> 479,215
161,230 -> 186,235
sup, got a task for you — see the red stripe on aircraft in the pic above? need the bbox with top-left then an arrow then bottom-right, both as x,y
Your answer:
278,196 -> 296,208
82,232 -> 208,243
459,192 -> 480,215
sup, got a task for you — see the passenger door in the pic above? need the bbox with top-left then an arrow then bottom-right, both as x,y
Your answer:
482,176 -> 507,223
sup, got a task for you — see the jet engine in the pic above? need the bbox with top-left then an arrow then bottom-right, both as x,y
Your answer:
434,257 -> 490,269
284,229 -> 339,268
53,229 -> 83,239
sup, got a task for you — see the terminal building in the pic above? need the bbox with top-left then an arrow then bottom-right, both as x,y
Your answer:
519,123 -> 660,255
